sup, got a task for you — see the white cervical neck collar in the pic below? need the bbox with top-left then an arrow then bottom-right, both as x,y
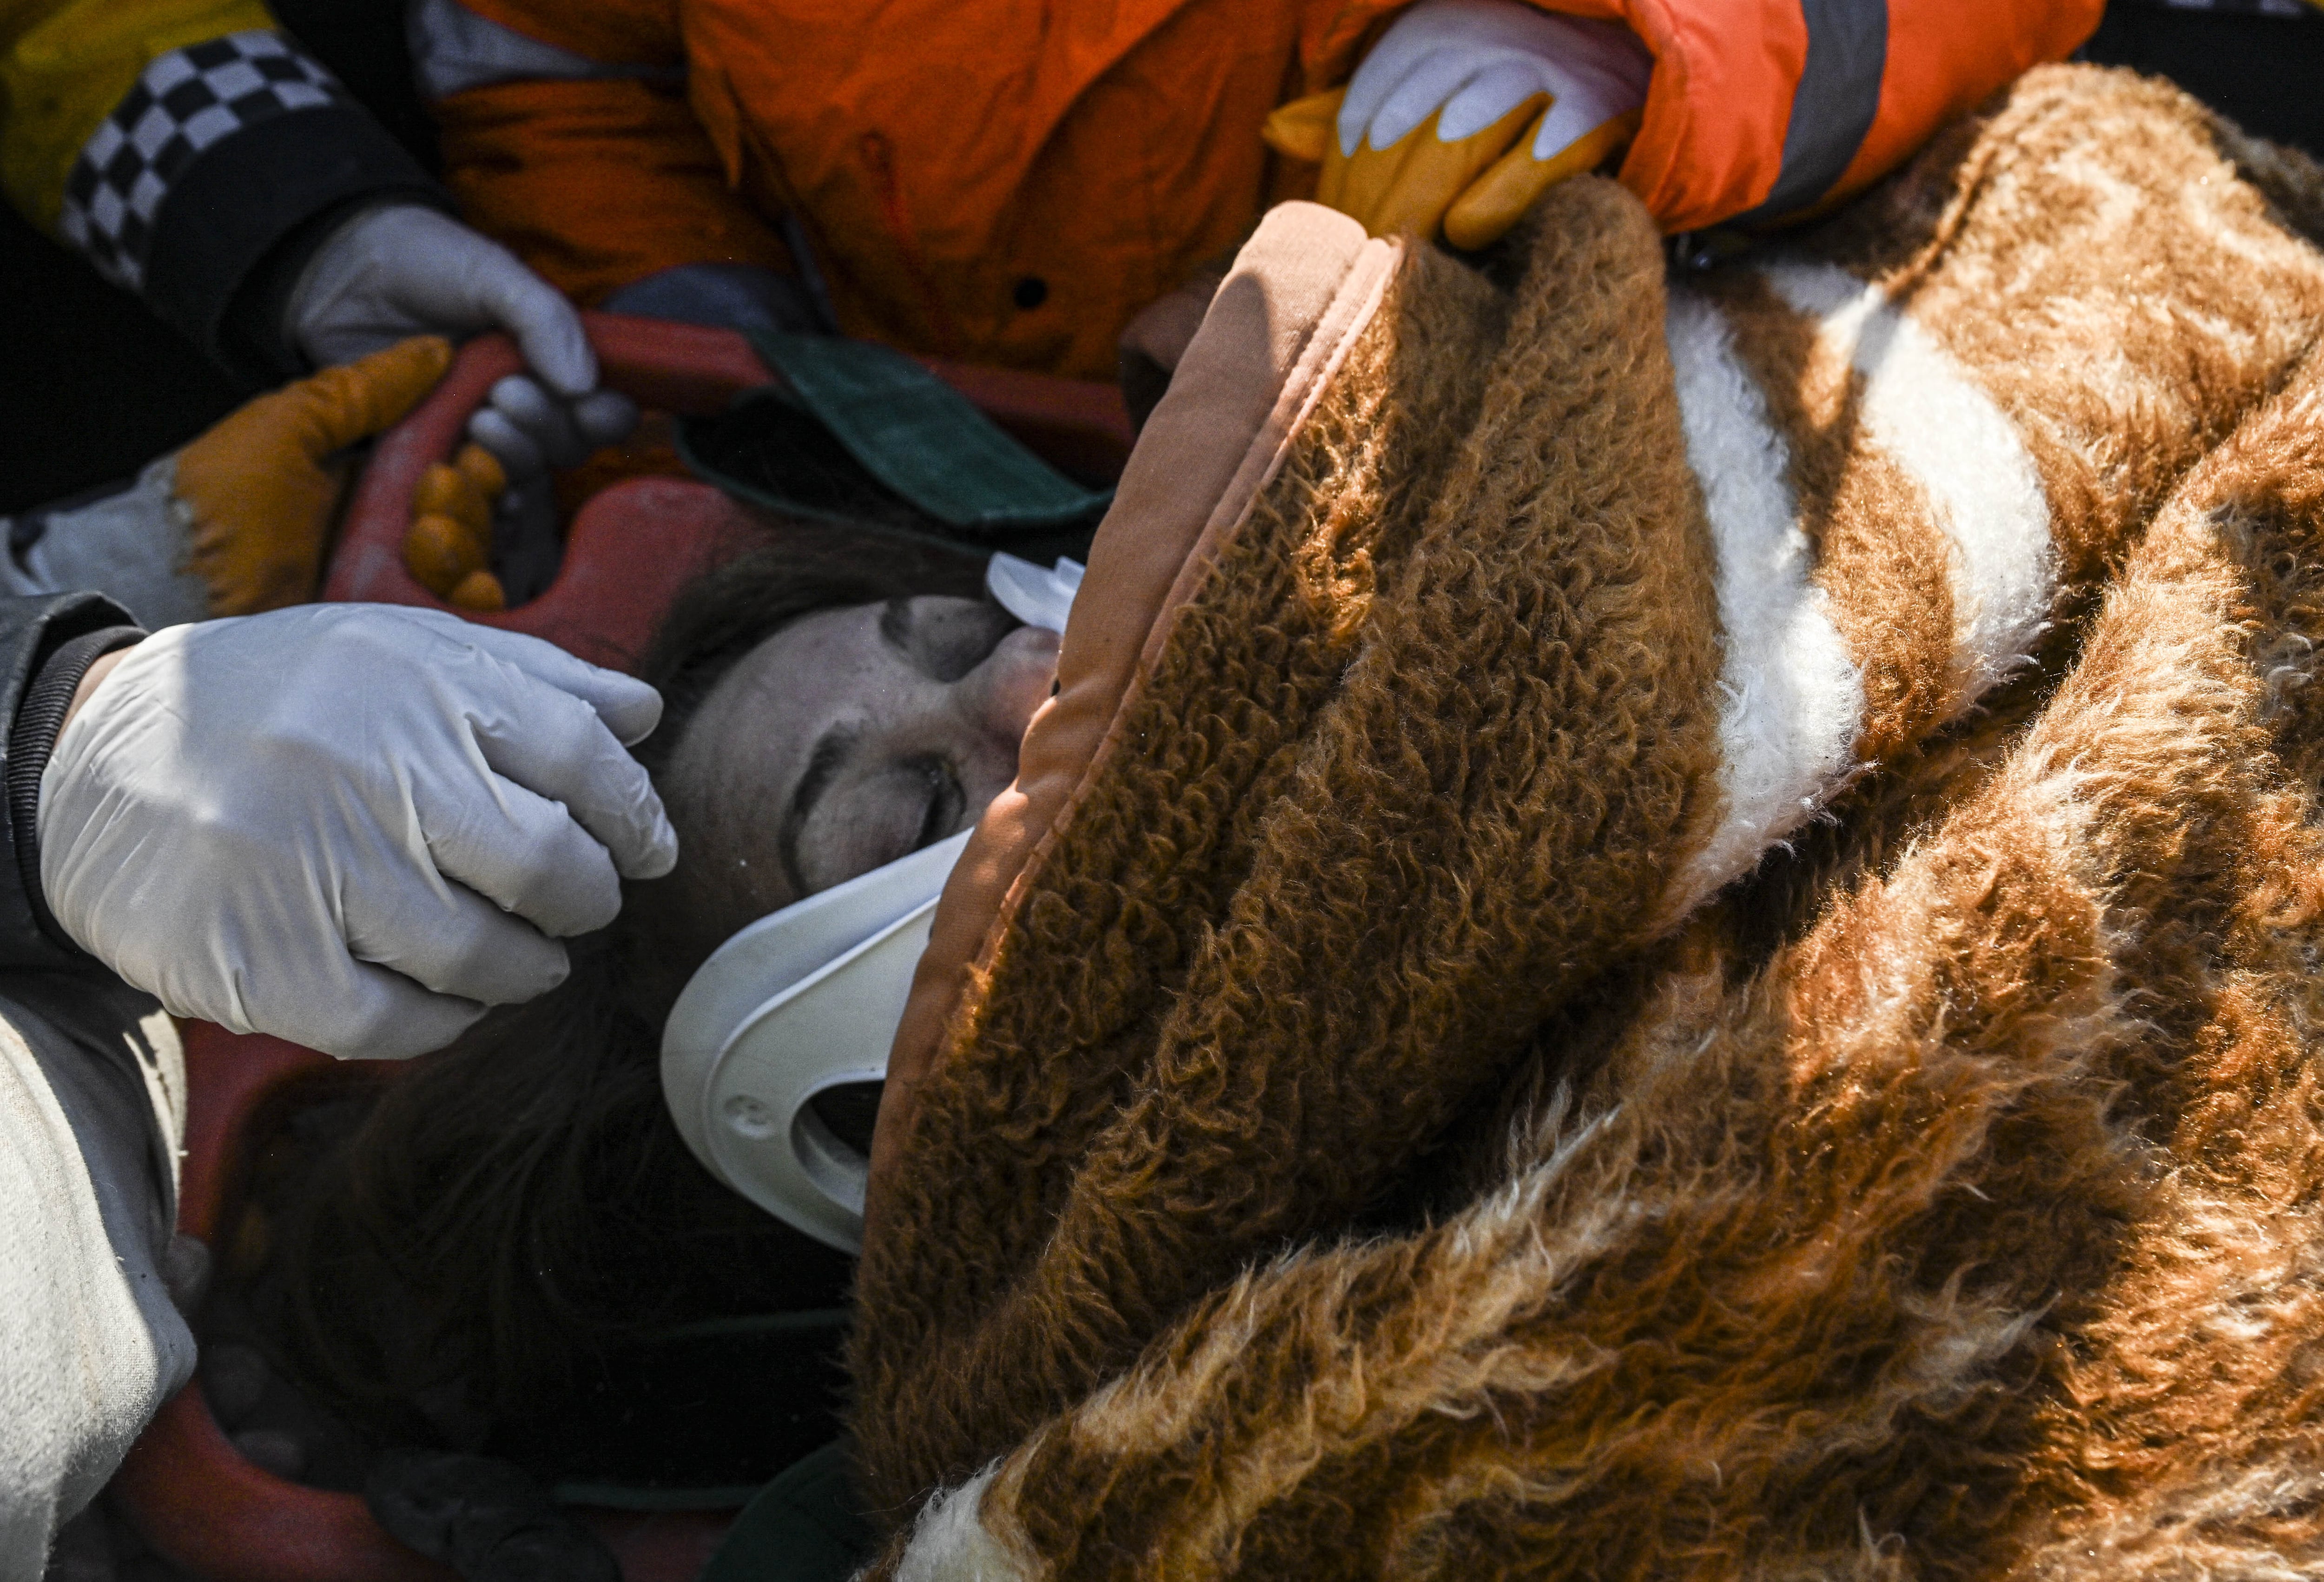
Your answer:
660,829 -> 968,1252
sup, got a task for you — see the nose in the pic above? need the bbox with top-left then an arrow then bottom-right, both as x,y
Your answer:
962,624 -> 1060,750
891,621 -> 1058,824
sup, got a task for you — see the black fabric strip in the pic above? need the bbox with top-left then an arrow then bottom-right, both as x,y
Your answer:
217,193 -> 399,388
139,104 -> 446,382
1736,0 -> 1890,224
8,626 -> 145,955
0,595 -> 136,969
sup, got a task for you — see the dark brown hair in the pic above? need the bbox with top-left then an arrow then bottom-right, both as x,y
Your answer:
271,525 -> 986,1439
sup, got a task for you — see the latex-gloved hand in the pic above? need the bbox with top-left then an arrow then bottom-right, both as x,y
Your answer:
1268,0 -> 1652,250
434,259 -> 840,599
460,374 -> 636,604
288,204 -> 596,394
416,260 -> 827,606
40,606 -> 679,1060
289,204 -> 635,599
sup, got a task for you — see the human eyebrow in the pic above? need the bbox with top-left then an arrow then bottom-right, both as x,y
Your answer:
779,725 -> 860,896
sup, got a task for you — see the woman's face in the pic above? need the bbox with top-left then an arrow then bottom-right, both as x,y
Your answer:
662,595 -> 1058,924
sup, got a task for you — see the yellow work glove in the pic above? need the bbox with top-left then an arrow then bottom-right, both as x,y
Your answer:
414,375 -> 637,610
403,442 -> 510,611
1267,0 -> 1651,251
174,336 -> 456,614
403,374 -> 638,610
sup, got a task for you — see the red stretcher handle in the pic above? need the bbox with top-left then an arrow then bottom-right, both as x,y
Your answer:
327,312 -> 1133,673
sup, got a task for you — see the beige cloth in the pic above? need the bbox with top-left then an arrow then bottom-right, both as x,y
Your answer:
0,975 -> 190,1580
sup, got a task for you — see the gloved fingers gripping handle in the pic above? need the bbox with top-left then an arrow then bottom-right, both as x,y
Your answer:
466,408 -> 550,478
1443,107 -> 1640,250
1338,0 -> 1654,162
484,376 -> 591,468
574,391 -> 641,446
290,206 -> 596,396
463,382 -> 641,514
1340,0 -> 1537,155
1316,95 -> 1538,243
466,251 -> 597,398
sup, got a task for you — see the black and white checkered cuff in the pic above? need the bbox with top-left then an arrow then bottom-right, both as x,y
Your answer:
59,32 -> 342,292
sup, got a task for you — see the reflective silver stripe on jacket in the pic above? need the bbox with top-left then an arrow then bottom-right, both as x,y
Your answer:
1736,0 -> 1888,224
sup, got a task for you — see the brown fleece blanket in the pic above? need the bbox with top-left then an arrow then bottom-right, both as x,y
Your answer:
851,65 -> 2324,1579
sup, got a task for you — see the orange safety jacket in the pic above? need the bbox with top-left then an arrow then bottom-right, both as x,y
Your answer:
439,0 -> 2101,381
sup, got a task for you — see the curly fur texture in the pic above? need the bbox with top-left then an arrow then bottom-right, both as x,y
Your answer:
908,345 -> 2324,1582
853,66 -> 2324,1578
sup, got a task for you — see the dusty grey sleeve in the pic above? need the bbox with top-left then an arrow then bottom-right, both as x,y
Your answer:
0,976 -> 193,1578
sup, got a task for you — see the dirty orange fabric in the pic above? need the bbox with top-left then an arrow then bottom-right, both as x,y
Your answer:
444,0 -> 2097,378
432,76 -> 792,310
1828,0 -> 2103,206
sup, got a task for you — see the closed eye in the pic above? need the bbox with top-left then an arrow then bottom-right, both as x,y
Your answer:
913,757 -> 963,851
780,725 -> 859,895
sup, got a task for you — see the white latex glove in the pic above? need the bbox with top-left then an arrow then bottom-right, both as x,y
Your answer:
285,204 -> 597,396
467,376 -> 638,596
40,606 -> 679,1059
468,376 -> 636,480
1339,0 -> 1651,165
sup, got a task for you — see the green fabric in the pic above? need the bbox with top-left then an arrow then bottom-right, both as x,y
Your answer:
699,1441 -> 874,1582
678,331 -> 1110,537
677,386 -> 920,530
